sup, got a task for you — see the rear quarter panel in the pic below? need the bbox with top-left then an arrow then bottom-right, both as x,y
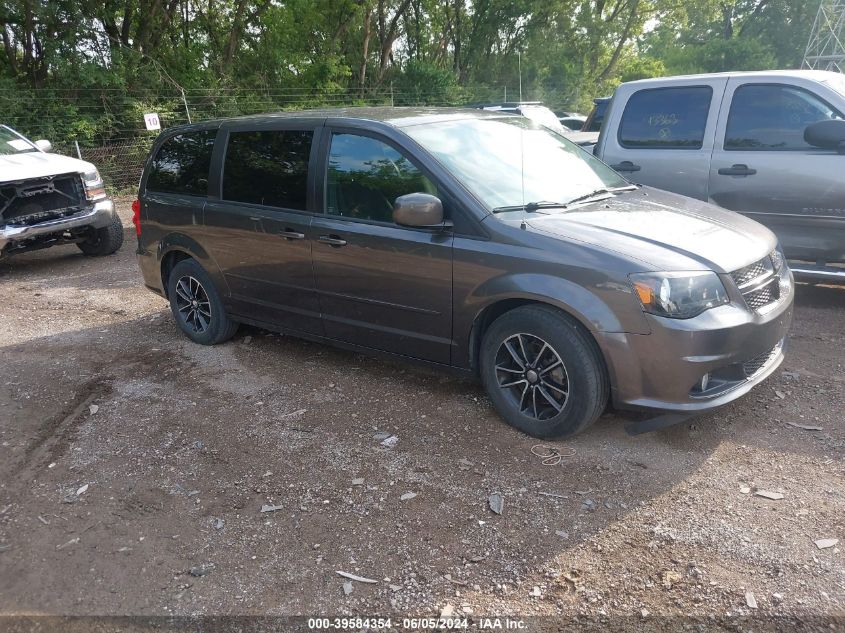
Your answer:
137,125 -> 224,295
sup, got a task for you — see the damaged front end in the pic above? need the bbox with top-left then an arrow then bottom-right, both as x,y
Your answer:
0,172 -> 113,257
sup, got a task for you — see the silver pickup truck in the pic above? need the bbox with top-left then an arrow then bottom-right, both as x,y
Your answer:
1,125 -> 123,260
593,70 -> 845,281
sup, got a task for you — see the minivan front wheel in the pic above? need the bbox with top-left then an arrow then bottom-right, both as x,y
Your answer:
480,305 -> 608,438
166,259 -> 238,345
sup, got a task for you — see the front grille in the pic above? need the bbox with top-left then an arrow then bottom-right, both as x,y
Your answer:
731,257 -> 773,289
0,173 -> 86,225
744,277 -> 780,310
743,342 -> 781,378
730,252 -> 781,313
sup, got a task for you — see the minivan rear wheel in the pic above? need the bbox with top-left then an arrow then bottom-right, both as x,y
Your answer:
479,305 -> 608,438
166,259 -> 238,345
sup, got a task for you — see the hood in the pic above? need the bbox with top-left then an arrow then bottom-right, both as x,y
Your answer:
0,151 -> 95,183
524,187 -> 777,273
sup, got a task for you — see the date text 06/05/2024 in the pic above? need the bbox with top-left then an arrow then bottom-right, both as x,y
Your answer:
306,617 -> 527,629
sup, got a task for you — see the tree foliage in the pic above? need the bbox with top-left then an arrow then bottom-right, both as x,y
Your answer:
0,0 -> 819,145
642,0 -> 820,74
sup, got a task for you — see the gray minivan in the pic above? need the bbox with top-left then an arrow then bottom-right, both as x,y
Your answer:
134,107 -> 793,438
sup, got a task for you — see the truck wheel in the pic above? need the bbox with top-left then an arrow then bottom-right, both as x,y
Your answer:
479,305 -> 608,438
78,214 -> 124,256
166,258 -> 238,345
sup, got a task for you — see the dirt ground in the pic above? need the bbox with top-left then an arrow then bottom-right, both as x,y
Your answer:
0,202 -> 843,631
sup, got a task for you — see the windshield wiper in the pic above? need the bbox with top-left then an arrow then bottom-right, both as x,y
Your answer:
493,186 -> 638,214
564,185 -> 636,207
492,201 -> 570,213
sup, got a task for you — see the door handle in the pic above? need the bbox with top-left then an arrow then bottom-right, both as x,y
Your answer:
318,234 -> 347,247
610,160 -> 641,172
280,229 -> 306,240
718,164 -> 757,176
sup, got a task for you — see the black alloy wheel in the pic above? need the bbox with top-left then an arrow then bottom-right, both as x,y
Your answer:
494,333 -> 569,421
174,275 -> 212,334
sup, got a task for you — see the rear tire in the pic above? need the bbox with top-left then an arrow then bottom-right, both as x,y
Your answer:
166,258 -> 238,345
77,213 -> 124,256
479,305 -> 608,438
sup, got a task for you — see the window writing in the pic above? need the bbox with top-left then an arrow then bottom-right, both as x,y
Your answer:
619,87 -> 712,149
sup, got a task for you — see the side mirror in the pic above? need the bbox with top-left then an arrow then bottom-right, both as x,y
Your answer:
34,139 -> 52,152
393,193 -> 445,228
804,120 -> 845,153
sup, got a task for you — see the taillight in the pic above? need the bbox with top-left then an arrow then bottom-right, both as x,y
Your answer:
131,199 -> 141,236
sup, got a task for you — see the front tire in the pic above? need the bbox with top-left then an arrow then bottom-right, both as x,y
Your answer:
166,259 -> 238,345
479,305 -> 608,438
77,213 -> 124,256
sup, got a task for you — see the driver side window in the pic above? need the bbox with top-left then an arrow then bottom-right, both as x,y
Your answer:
326,133 -> 438,223
725,84 -> 844,151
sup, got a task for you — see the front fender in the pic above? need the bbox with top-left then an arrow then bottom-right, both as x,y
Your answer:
471,272 -> 649,334
453,271 -> 651,371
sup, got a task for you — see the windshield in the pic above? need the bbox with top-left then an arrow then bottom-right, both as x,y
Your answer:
404,116 -> 629,211
0,126 -> 37,156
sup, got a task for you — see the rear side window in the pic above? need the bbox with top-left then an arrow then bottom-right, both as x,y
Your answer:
146,130 -> 215,195
222,130 -> 313,209
725,84 -> 844,151
585,99 -> 609,132
619,87 -> 712,149
326,133 -> 438,223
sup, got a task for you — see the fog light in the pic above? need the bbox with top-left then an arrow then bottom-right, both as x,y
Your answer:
698,373 -> 710,392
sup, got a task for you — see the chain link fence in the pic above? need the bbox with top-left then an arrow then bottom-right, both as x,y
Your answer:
3,85 -> 566,195
49,139 -> 154,193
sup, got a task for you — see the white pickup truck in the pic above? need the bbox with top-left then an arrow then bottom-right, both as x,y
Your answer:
593,70 -> 845,280
0,125 -> 123,259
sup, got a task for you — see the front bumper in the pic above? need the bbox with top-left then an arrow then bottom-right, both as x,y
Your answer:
0,199 -> 114,252
597,272 -> 794,413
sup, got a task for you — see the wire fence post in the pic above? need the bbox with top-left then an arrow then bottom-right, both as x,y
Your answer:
181,89 -> 192,124
390,82 -> 394,107
74,141 -> 81,159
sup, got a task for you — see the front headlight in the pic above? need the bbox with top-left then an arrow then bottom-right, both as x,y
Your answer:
772,246 -> 792,296
82,169 -> 106,200
630,271 -> 729,319
770,247 -> 785,272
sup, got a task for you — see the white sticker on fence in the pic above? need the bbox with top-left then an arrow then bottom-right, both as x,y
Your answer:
143,113 -> 161,131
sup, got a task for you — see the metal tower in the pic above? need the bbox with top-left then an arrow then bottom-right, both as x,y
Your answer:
803,1 -> 845,73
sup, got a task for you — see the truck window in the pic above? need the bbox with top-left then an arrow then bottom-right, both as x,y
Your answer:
583,98 -> 609,132
725,84 -> 844,151
618,87 -> 712,149
222,130 -> 312,209
146,130 -> 215,196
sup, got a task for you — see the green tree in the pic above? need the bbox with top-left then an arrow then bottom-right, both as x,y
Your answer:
0,0 -> 822,145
